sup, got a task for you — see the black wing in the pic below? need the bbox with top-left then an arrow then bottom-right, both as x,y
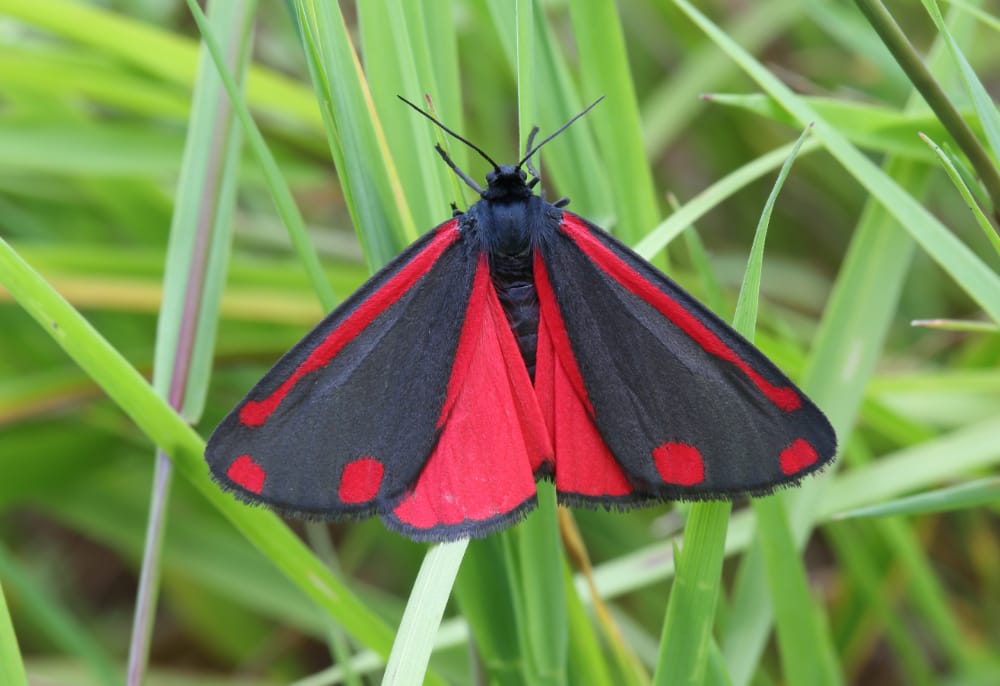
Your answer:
206,219 -> 550,540
206,221 -> 472,519
533,212 -> 836,506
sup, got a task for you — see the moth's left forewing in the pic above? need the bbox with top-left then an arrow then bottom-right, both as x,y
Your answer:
534,211 -> 836,505
204,221 -> 472,519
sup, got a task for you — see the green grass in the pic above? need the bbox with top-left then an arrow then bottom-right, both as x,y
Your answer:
1,1 -> 1000,684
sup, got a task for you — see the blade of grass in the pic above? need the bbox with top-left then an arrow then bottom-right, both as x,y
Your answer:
654,125 -> 813,686
528,1 -> 613,219
295,0 -> 416,267
705,93 -> 954,162
567,0 -> 661,247
357,2 -> 453,229
165,41 -> 253,424
853,0 -> 1000,219
919,132 -> 1000,256
0,239 -> 398,658
910,318 -> 999,332
421,2 -> 463,146
743,134 -> 843,686
755,497 -> 842,685
835,476 -> 1000,519
943,0 -> 1000,30
563,557 -> 620,686
182,0 -> 335,309
922,0 -> 1000,213
453,536 -> 525,686
653,503 -> 731,686
0,577 -> 27,686
381,541 -> 469,686
632,139 -> 822,259
128,5 -> 253,684
673,0 -> 1000,325
821,419 -> 1000,515
665,3 -> 981,681
831,478 -> 1000,520
560,511 -> 646,685
733,125 -> 813,333
484,0 -> 613,219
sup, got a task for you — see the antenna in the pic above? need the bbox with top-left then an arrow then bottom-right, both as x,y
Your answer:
398,95 -> 500,171
517,96 -> 605,170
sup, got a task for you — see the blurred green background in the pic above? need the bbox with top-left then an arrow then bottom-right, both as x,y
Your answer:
1,0 -> 1000,684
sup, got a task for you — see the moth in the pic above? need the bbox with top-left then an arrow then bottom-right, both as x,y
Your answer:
206,98 -> 836,541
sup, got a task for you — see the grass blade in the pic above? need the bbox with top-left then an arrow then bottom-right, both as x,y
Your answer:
653,502 -> 731,685
0,577 -> 27,686
921,0 -> 1000,210
730,128 -> 837,685
852,0 -> 1000,216
654,124 -> 813,686
357,2 -> 453,228
129,4 -> 253,683
755,497 -> 842,685
919,132 -> 1000,256
835,476 -> 1000,519
382,541 -> 468,686
183,0 -> 335,309
0,238 -> 397,656
567,0 -> 660,246
673,0 -> 1000,325
296,0 -> 416,268
632,139 -> 822,259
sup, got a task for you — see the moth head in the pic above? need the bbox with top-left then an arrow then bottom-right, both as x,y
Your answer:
482,165 -> 532,200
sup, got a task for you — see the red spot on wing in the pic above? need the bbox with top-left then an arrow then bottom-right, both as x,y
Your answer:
534,255 -> 632,497
339,456 -> 385,504
779,438 -> 818,475
560,214 -> 801,413
239,221 -> 460,427
652,442 -> 705,486
392,256 -> 550,530
227,455 -> 266,494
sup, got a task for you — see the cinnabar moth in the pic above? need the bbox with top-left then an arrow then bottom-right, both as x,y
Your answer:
206,98 -> 837,541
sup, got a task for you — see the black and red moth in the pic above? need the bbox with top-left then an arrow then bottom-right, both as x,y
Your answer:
206,99 -> 836,542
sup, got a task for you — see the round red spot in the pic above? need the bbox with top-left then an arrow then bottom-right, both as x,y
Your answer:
779,439 -> 818,475
339,456 -> 385,504
652,442 -> 705,486
227,455 -> 266,494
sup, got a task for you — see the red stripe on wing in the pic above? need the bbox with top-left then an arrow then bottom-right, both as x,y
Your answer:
391,255 -> 550,532
534,254 -> 632,497
240,221 -> 460,427
560,213 -> 801,412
